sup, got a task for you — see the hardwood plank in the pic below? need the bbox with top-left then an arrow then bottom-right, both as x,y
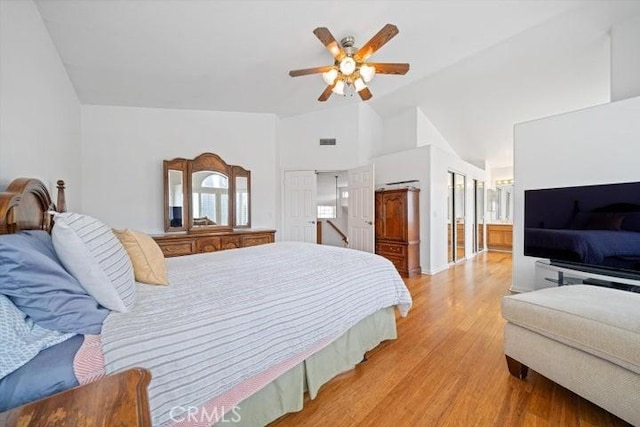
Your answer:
270,252 -> 631,427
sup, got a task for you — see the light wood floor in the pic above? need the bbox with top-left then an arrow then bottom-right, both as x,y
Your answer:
271,251 -> 631,426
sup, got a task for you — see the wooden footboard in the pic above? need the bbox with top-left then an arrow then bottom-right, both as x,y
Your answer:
0,368 -> 152,426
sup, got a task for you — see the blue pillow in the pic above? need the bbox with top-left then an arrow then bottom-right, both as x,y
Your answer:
0,231 -> 109,334
0,335 -> 83,411
0,293 -> 74,379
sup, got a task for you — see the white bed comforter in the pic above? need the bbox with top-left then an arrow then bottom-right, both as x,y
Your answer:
101,242 -> 412,425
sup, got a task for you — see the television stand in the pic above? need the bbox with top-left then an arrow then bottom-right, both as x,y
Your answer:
581,277 -> 640,293
535,260 -> 640,293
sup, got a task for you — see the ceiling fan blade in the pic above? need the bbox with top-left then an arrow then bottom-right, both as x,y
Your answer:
354,24 -> 399,62
358,87 -> 373,101
313,27 -> 346,61
369,63 -> 410,75
318,84 -> 335,102
289,66 -> 334,77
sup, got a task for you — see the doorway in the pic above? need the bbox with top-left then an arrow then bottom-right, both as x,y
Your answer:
283,166 -> 375,252
447,171 -> 466,263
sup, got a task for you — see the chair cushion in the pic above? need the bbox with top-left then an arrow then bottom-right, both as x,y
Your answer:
502,285 -> 640,374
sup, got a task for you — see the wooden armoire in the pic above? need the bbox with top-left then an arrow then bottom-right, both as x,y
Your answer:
375,188 -> 421,278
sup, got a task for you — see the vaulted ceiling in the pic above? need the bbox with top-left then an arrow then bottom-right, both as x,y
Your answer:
35,0 -> 640,168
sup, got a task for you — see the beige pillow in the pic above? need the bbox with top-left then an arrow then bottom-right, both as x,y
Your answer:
113,229 -> 168,286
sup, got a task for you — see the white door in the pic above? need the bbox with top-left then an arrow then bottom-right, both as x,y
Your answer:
283,171 -> 317,243
348,164 -> 375,252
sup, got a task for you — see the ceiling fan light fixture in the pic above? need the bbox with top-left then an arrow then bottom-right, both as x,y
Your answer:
359,64 -> 376,83
332,79 -> 345,96
354,77 -> 367,92
339,57 -> 356,75
322,68 -> 338,85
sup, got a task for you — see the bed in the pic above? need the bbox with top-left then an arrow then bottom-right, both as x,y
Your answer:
0,178 -> 412,426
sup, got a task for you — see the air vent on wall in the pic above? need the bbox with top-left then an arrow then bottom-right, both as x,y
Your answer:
319,138 -> 336,146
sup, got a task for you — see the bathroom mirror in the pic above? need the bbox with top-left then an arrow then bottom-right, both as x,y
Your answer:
489,181 -> 514,223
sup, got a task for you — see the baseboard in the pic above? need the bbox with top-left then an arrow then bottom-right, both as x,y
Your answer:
424,264 -> 449,275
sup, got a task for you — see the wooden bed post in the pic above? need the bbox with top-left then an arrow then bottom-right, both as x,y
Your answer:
56,180 -> 67,213
506,355 -> 529,380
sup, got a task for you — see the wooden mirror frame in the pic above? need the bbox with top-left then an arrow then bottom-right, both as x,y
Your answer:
232,166 -> 251,229
188,152 -> 232,232
163,152 -> 251,232
163,158 -> 189,232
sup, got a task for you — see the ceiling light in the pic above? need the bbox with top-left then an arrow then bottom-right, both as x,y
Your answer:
354,78 -> 366,92
332,80 -> 345,96
359,64 -> 376,83
339,57 -> 356,76
322,68 -> 338,85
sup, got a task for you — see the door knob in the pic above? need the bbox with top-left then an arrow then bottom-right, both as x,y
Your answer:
309,221 -> 316,224
366,221 -> 373,225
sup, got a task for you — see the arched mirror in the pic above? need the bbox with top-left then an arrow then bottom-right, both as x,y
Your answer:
192,171 -> 230,227
163,153 -> 251,232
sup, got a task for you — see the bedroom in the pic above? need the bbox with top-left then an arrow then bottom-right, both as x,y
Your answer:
1,0 -> 640,426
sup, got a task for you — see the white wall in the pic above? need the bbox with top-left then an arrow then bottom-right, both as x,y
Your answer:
81,105 -> 277,233
0,0 -> 81,203
611,14 -> 640,102
278,104 -> 363,171
378,108 -> 417,157
429,146 -> 487,272
416,107 -> 457,156
512,95 -> 640,292
357,104 -> 382,167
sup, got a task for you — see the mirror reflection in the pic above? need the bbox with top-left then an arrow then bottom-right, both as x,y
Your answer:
163,153 -> 252,232
192,171 -> 229,227
235,176 -> 249,227
489,182 -> 514,223
454,173 -> 466,261
168,170 -> 184,228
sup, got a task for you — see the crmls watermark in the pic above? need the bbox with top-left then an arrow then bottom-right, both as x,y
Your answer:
169,405 -> 242,423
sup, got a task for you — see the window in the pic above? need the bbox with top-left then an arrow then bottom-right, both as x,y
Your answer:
317,205 -> 336,219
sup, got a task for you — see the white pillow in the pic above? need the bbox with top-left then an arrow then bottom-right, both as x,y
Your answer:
52,212 -> 135,312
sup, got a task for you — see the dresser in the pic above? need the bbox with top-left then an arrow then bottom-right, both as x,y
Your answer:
153,229 -> 275,257
375,188 -> 421,278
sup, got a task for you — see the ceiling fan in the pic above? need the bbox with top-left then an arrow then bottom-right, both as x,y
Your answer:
289,24 -> 410,102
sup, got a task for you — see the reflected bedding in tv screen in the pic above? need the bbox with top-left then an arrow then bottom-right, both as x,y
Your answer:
524,181 -> 640,279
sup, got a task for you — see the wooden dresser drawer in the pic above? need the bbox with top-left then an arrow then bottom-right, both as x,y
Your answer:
382,254 -> 407,272
242,233 -> 273,247
157,240 -> 194,257
153,230 -> 275,257
221,236 -> 242,250
376,242 -> 406,256
196,237 -> 221,253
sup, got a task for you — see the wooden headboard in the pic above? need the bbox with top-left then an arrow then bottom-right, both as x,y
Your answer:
0,178 -> 66,235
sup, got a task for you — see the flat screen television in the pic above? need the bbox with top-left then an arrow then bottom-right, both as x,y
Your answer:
524,181 -> 640,280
